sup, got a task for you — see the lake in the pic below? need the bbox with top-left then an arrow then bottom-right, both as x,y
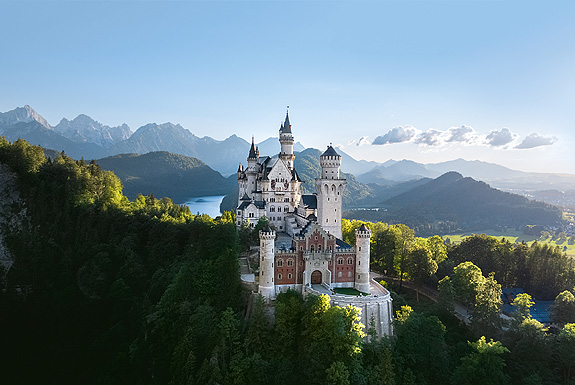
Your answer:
180,195 -> 226,218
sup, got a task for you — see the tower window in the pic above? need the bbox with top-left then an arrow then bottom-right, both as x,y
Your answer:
277,259 -> 283,267
288,273 -> 292,279
337,258 -> 344,265
347,258 -> 353,265
278,273 -> 282,280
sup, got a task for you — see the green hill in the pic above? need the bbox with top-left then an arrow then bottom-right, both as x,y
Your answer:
96,151 -> 236,202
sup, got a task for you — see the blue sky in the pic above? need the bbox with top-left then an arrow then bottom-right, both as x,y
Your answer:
1,0 -> 573,173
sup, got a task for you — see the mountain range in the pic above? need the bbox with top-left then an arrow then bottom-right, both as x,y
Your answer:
1,105 -> 574,205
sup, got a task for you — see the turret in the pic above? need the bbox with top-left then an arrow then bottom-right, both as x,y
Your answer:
316,145 -> 347,239
259,227 -> 276,299
354,224 -> 371,293
279,110 -> 295,169
246,137 -> 258,196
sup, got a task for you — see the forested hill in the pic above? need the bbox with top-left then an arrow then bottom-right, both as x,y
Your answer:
294,148 -> 375,205
96,151 -> 236,202
348,171 -> 562,234
0,138 -> 243,385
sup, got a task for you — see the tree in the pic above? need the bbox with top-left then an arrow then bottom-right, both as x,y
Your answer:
472,272 -> 503,334
451,262 -> 485,306
555,323 -> 575,382
427,235 -> 448,264
550,290 -> 575,326
404,245 -> 437,302
451,336 -> 510,385
511,293 -> 535,322
394,309 -> 449,384
325,361 -> 350,385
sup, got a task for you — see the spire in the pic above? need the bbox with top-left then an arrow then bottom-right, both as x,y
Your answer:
281,108 -> 292,134
248,136 -> 257,159
321,145 -> 340,158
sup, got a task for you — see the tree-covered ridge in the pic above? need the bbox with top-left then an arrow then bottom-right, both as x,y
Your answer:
0,137 -> 242,384
96,151 -> 236,202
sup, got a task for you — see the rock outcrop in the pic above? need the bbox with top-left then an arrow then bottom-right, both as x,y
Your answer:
0,164 -> 26,271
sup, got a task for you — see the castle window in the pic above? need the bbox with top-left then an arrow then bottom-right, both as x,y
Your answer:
338,271 -> 342,278
300,261 -> 303,266
278,273 -> 282,280
288,273 -> 292,279
311,245 -> 315,252
337,258 -> 344,265
277,259 -> 283,267
348,271 -> 352,278
358,261 -> 361,265
318,245 -> 321,251
358,274 -> 361,280
287,259 -> 294,267
359,247 -> 361,251
347,258 -> 353,265
270,206 -> 275,212
284,206 -> 289,212
326,219 -> 328,223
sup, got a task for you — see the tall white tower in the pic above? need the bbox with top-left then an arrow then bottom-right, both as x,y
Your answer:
278,111 -> 295,169
258,227 -> 276,299
316,145 -> 347,239
355,224 -> 371,293
245,137 -> 259,198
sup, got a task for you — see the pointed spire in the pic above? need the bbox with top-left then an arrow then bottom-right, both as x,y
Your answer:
281,108 -> 292,134
248,136 -> 257,159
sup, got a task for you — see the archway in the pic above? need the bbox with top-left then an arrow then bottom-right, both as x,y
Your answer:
311,270 -> 322,284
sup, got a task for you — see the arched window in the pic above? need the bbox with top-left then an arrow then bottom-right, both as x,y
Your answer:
347,257 -> 353,265
277,259 -> 283,267
338,271 -> 343,278
348,271 -> 352,278
287,259 -> 294,267
311,245 -> 315,252
337,258 -> 344,265
288,273 -> 292,279
278,273 -> 282,280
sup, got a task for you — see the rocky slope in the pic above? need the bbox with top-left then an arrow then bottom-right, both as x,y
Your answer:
0,164 -> 26,271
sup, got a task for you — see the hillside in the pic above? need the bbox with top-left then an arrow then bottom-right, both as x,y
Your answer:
347,172 -> 563,234
294,148 -> 375,206
96,151 -> 236,202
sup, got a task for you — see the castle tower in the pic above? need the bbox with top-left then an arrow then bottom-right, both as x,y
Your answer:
316,145 -> 347,239
246,137 -> 259,197
279,111 -> 295,169
355,224 -> 371,293
259,227 -> 276,299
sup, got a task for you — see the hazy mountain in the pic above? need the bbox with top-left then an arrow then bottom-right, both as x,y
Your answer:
0,121 -> 105,160
54,114 -> 131,147
255,137 -> 305,157
0,105 -> 51,129
357,159 -> 437,184
96,151 -> 236,202
381,171 -> 562,230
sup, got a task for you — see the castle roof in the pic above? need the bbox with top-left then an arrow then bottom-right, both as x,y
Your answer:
321,145 -> 340,157
248,137 -> 258,159
238,200 -> 266,210
280,111 -> 292,134
292,168 -> 302,182
301,194 -> 317,209
359,224 -> 369,232
240,192 -> 251,201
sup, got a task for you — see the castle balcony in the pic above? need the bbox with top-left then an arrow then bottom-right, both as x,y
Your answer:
302,250 -> 332,261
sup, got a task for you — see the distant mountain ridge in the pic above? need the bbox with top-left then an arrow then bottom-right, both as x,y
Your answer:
54,114 -> 132,147
96,151 -> 236,202
1,105 -> 574,196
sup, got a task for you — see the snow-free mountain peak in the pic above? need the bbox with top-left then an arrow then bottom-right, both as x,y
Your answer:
54,114 -> 131,148
0,105 -> 51,129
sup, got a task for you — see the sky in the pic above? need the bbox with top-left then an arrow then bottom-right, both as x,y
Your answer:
1,0 -> 574,174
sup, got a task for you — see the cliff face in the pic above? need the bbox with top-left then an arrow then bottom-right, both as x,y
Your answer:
0,164 -> 26,271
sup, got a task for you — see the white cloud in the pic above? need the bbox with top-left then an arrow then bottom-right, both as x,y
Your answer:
515,133 -> 557,149
485,127 -> 516,147
445,125 -> 478,144
356,136 -> 370,146
372,125 -> 418,145
414,129 -> 444,146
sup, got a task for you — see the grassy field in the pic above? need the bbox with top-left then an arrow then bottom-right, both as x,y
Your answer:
442,229 -> 575,258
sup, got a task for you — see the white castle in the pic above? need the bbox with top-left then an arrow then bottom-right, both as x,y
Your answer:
237,111 -> 393,336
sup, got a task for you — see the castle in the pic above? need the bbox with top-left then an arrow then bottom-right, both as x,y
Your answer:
237,112 -> 393,336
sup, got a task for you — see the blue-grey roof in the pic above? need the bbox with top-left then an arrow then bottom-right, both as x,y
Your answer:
280,112 -> 292,134
238,200 -> 266,210
301,194 -> 317,209
321,145 -> 340,157
336,238 -> 352,249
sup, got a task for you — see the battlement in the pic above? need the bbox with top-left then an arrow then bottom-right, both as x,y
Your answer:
259,230 -> 276,239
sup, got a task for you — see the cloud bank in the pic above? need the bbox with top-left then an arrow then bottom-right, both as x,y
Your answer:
515,133 -> 557,149
370,124 -> 556,150
372,125 -> 418,145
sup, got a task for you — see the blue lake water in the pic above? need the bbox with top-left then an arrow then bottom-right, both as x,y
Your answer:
180,195 -> 225,218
